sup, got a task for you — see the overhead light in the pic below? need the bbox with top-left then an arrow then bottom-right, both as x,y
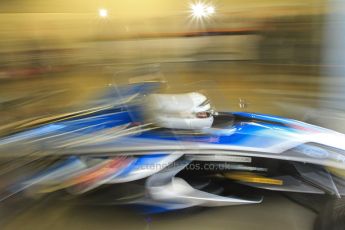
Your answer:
190,2 -> 215,19
99,9 -> 108,18
206,6 -> 215,15
191,2 -> 207,18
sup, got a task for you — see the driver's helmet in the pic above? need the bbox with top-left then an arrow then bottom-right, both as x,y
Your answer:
145,92 -> 214,129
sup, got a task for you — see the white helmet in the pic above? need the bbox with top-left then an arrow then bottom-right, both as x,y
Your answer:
146,92 -> 214,130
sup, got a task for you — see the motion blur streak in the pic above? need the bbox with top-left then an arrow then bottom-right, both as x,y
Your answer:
0,0 -> 345,230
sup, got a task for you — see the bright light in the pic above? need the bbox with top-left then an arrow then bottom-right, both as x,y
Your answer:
206,6 -> 215,15
99,9 -> 108,18
190,2 -> 215,19
191,3 -> 207,18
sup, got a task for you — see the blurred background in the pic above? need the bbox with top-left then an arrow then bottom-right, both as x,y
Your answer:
0,0 -> 345,229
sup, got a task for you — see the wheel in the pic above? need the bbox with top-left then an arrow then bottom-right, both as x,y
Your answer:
314,197 -> 345,230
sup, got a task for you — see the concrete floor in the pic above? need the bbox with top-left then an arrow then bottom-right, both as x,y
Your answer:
1,193 -> 316,230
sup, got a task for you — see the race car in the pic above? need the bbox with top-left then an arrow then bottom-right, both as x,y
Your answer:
0,81 -> 344,229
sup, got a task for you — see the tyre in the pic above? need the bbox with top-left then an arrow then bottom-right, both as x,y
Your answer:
314,197 -> 345,230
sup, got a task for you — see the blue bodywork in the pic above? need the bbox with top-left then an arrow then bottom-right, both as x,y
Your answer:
1,82 -> 345,212
0,82 -> 342,157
